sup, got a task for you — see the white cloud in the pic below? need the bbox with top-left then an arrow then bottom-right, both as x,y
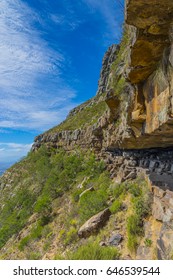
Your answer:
0,143 -> 32,149
0,0 -> 61,91
0,0 -> 77,132
0,142 -> 32,163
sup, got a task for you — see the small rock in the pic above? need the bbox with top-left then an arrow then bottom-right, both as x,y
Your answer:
124,170 -> 137,181
108,233 -> 123,246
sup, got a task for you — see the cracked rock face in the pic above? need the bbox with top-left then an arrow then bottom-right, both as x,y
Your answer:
126,0 -> 173,83
96,44 -> 119,96
157,222 -> 173,259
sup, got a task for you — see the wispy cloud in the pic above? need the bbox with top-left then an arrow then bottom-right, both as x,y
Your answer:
0,0 -> 61,91
0,0 -> 77,132
0,142 -> 32,150
0,142 -> 32,162
82,0 -> 123,41
50,13 -> 81,31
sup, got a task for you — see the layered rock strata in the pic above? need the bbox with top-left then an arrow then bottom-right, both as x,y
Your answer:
96,44 -> 119,95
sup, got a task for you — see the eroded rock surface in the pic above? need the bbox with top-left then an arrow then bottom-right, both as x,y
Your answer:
96,44 -> 119,96
126,0 -> 173,83
78,208 -> 111,238
157,222 -> 173,259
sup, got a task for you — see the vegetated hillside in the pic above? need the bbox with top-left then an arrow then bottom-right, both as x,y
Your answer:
0,145 -> 152,260
1,0 -> 173,260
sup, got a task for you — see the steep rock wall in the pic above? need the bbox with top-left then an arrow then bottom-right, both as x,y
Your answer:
105,0 -> 173,149
126,0 -> 173,83
96,44 -> 119,96
32,1 -> 173,152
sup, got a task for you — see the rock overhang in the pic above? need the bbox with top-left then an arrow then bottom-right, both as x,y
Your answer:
126,0 -> 173,84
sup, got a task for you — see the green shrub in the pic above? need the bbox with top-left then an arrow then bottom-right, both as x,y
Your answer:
44,173 -> 60,199
144,239 -> 152,247
28,251 -> 41,260
127,235 -> 138,252
48,101 -> 107,132
129,183 -> 142,197
64,227 -> 78,246
133,197 -> 151,219
82,154 -> 105,177
79,187 -> 108,222
111,183 -> 127,199
69,242 -> 120,260
110,200 -> 122,214
54,253 -> 65,260
127,214 -> 143,252
34,195 -> 52,214
127,179 -> 152,252
127,215 -> 143,236
71,188 -> 84,202
113,76 -> 126,96
31,223 -> 43,240
34,195 -> 52,226
0,189 -> 36,249
18,236 -> 31,251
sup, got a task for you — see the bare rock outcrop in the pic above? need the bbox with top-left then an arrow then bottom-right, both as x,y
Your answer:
96,44 -> 119,96
157,222 -> 173,259
78,208 -> 111,238
126,0 -> 173,84
152,187 -> 173,223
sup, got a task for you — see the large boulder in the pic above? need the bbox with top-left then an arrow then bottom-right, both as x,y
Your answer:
78,208 -> 111,238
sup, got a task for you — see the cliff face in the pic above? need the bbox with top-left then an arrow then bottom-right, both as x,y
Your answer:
126,0 -> 173,83
123,0 -> 173,148
1,0 -> 173,260
33,0 -> 173,150
96,44 -> 119,96
100,0 -> 173,150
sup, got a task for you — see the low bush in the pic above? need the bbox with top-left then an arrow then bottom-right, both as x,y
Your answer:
127,180 -> 152,252
31,223 -> 43,240
48,101 -> 107,132
0,189 -> 36,249
34,195 -> 52,214
144,238 -> 152,247
110,200 -> 122,214
27,251 -> 41,260
68,242 -> 120,260
127,214 -> 143,252
64,227 -> 78,246
79,187 -> 108,223
18,236 -> 31,251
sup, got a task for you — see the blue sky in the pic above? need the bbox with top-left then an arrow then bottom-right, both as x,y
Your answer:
0,0 -> 124,164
